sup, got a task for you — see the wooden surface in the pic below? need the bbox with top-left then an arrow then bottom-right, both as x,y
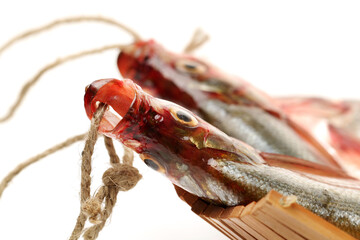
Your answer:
174,186 -> 357,240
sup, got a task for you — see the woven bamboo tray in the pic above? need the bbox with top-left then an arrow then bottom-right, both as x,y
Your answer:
174,186 -> 356,240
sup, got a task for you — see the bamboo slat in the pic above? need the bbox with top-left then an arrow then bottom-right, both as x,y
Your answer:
174,186 -> 357,240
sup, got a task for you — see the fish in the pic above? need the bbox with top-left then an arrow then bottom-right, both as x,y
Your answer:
116,39 -> 341,170
84,78 -> 360,238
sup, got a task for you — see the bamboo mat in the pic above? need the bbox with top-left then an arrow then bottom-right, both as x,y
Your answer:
174,186 -> 356,240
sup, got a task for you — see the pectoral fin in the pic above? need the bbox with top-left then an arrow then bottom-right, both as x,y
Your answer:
260,152 -> 352,179
328,125 -> 360,179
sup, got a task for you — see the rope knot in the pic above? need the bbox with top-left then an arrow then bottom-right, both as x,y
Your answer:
102,164 -> 142,191
81,198 -> 102,224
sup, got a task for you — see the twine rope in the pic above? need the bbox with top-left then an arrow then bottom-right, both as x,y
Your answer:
69,104 -> 107,240
183,28 -> 209,53
0,133 -> 86,198
69,104 -> 141,240
0,16 -> 141,56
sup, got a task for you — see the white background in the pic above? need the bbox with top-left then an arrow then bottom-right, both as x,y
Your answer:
0,1 -> 359,240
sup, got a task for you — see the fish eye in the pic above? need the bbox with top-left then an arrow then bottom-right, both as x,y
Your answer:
175,59 -> 207,75
140,155 -> 166,173
170,107 -> 198,127
144,159 -> 159,170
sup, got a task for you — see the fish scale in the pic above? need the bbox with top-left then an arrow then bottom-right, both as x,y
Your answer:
210,160 -> 360,237
200,99 -> 321,163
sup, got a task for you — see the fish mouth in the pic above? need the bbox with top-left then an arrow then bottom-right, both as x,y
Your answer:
84,78 -> 136,132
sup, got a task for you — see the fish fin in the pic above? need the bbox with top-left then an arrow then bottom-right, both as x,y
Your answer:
274,97 -> 348,117
204,130 -> 265,165
328,125 -> 360,179
285,117 -> 342,168
260,152 -> 353,179
329,125 -> 360,154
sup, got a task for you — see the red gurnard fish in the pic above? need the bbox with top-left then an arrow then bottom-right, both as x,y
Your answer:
84,78 -> 360,238
116,40 -> 341,171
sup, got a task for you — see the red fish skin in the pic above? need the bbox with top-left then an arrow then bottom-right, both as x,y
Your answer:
116,40 -> 341,170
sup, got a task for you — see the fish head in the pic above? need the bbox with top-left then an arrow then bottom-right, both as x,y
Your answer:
84,78 -> 261,205
117,39 -> 250,110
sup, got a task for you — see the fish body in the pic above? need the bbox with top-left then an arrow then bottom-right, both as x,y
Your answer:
84,78 -> 360,238
117,40 -> 339,168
